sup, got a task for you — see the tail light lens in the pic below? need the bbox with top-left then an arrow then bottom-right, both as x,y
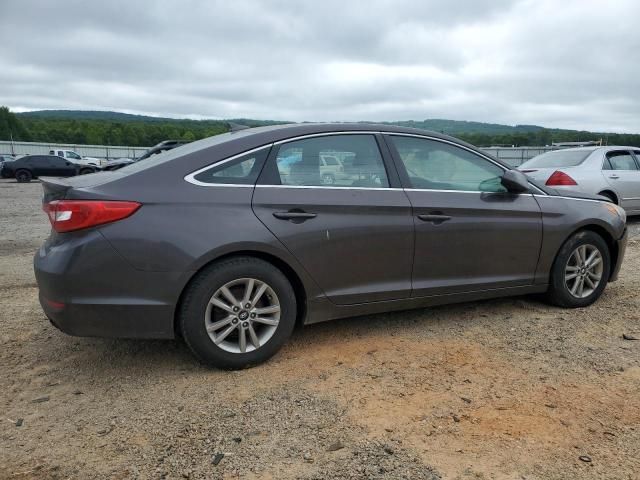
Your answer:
43,200 -> 141,233
545,170 -> 577,186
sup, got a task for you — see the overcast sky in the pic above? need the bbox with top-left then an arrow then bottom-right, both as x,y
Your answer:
1,0 -> 638,132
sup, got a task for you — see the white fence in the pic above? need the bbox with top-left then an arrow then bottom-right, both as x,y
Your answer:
481,147 -> 558,166
0,141 -> 149,161
0,141 -> 557,165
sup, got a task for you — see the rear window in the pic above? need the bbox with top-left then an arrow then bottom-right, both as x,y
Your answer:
524,150 -> 592,168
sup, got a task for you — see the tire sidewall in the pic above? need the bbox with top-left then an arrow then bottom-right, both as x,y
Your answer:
180,258 -> 296,369
550,230 -> 611,308
16,170 -> 32,183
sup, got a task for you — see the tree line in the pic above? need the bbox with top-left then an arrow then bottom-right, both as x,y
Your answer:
2,106 -> 639,148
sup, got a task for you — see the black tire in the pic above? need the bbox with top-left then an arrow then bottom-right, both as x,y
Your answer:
79,168 -> 94,175
179,256 -> 297,369
15,169 -> 32,183
546,230 -> 610,308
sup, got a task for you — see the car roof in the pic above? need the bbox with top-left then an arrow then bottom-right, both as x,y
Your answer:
547,145 -> 638,153
182,121 -> 502,162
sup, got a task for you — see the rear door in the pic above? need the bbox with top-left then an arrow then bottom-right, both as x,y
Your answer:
252,133 -> 414,305
385,134 -> 543,296
603,150 -> 640,210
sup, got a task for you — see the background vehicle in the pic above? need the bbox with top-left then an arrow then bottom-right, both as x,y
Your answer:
103,140 -> 187,171
50,149 -> 105,167
519,146 -> 640,215
0,154 -> 15,173
34,124 -> 627,369
2,154 -> 80,182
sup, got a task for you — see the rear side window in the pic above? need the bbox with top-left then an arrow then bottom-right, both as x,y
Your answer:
523,150 -> 592,168
191,148 -> 269,185
273,135 -> 389,188
606,151 -> 638,171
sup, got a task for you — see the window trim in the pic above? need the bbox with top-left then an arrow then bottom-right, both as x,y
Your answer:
184,145 -> 273,187
183,131 -> 545,193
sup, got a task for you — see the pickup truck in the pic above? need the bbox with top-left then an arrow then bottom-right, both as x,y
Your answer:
50,149 -> 105,167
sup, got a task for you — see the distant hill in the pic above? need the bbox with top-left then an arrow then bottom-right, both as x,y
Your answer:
380,119 -> 547,136
7,109 -> 640,147
17,110 -> 287,127
18,110 -> 548,134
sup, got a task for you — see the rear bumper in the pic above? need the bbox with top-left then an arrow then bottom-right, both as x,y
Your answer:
609,227 -> 628,282
34,229 -> 185,339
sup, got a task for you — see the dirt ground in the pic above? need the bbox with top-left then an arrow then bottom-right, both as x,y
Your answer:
1,178 -> 639,480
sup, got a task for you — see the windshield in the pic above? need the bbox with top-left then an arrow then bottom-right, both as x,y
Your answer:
523,150 -> 592,168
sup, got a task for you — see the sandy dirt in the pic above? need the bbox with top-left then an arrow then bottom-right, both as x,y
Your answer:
1,178 -> 639,479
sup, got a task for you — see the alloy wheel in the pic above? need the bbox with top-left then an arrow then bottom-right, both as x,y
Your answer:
205,278 -> 280,353
564,244 -> 603,298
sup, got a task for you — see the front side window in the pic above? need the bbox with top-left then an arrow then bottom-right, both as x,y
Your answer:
68,152 -> 82,160
606,151 -> 638,171
389,136 -> 506,192
192,148 -> 268,185
274,135 -> 389,187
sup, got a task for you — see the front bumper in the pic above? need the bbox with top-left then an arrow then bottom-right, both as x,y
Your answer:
609,227 -> 628,282
34,229 -> 185,339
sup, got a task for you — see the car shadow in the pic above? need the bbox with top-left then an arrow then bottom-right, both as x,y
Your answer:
47,294 -> 551,375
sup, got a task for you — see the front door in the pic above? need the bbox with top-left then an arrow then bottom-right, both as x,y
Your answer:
252,133 -> 414,305
384,134 -> 543,297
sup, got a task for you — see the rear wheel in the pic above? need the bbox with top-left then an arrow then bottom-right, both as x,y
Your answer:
79,168 -> 94,175
179,257 -> 297,369
546,230 -> 610,308
15,169 -> 32,183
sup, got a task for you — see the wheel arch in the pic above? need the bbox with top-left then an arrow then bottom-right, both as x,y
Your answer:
174,249 -> 308,336
597,189 -> 619,204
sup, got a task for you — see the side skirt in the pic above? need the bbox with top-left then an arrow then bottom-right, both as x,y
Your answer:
304,284 -> 549,325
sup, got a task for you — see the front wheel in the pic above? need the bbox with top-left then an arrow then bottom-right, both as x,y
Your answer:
179,257 -> 297,369
15,169 -> 32,183
546,230 -> 610,308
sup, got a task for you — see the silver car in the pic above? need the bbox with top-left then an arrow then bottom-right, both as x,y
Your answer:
519,146 -> 640,215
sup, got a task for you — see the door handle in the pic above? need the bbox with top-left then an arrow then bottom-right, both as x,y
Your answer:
608,174 -> 620,179
417,214 -> 452,224
273,211 -> 317,222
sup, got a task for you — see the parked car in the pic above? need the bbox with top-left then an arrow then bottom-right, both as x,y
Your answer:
103,140 -> 187,171
0,154 -> 15,172
50,149 -> 105,167
1,154 -> 85,182
34,124 -> 627,369
519,146 -> 640,215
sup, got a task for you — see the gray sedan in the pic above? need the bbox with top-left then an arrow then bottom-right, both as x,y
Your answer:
34,124 -> 628,368
519,146 -> 640,215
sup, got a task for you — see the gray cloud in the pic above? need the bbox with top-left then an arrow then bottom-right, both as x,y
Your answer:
0,0 -> 638,132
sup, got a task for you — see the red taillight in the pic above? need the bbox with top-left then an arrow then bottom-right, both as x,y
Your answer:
545,170 -> 577,186
43,200 -> 141,233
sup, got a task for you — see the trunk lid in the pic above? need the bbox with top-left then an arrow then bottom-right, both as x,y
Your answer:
518,167 -> 562,183
40,172 -> 124,202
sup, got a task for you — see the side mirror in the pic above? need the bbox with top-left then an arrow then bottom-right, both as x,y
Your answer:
501,170 -> 530,193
